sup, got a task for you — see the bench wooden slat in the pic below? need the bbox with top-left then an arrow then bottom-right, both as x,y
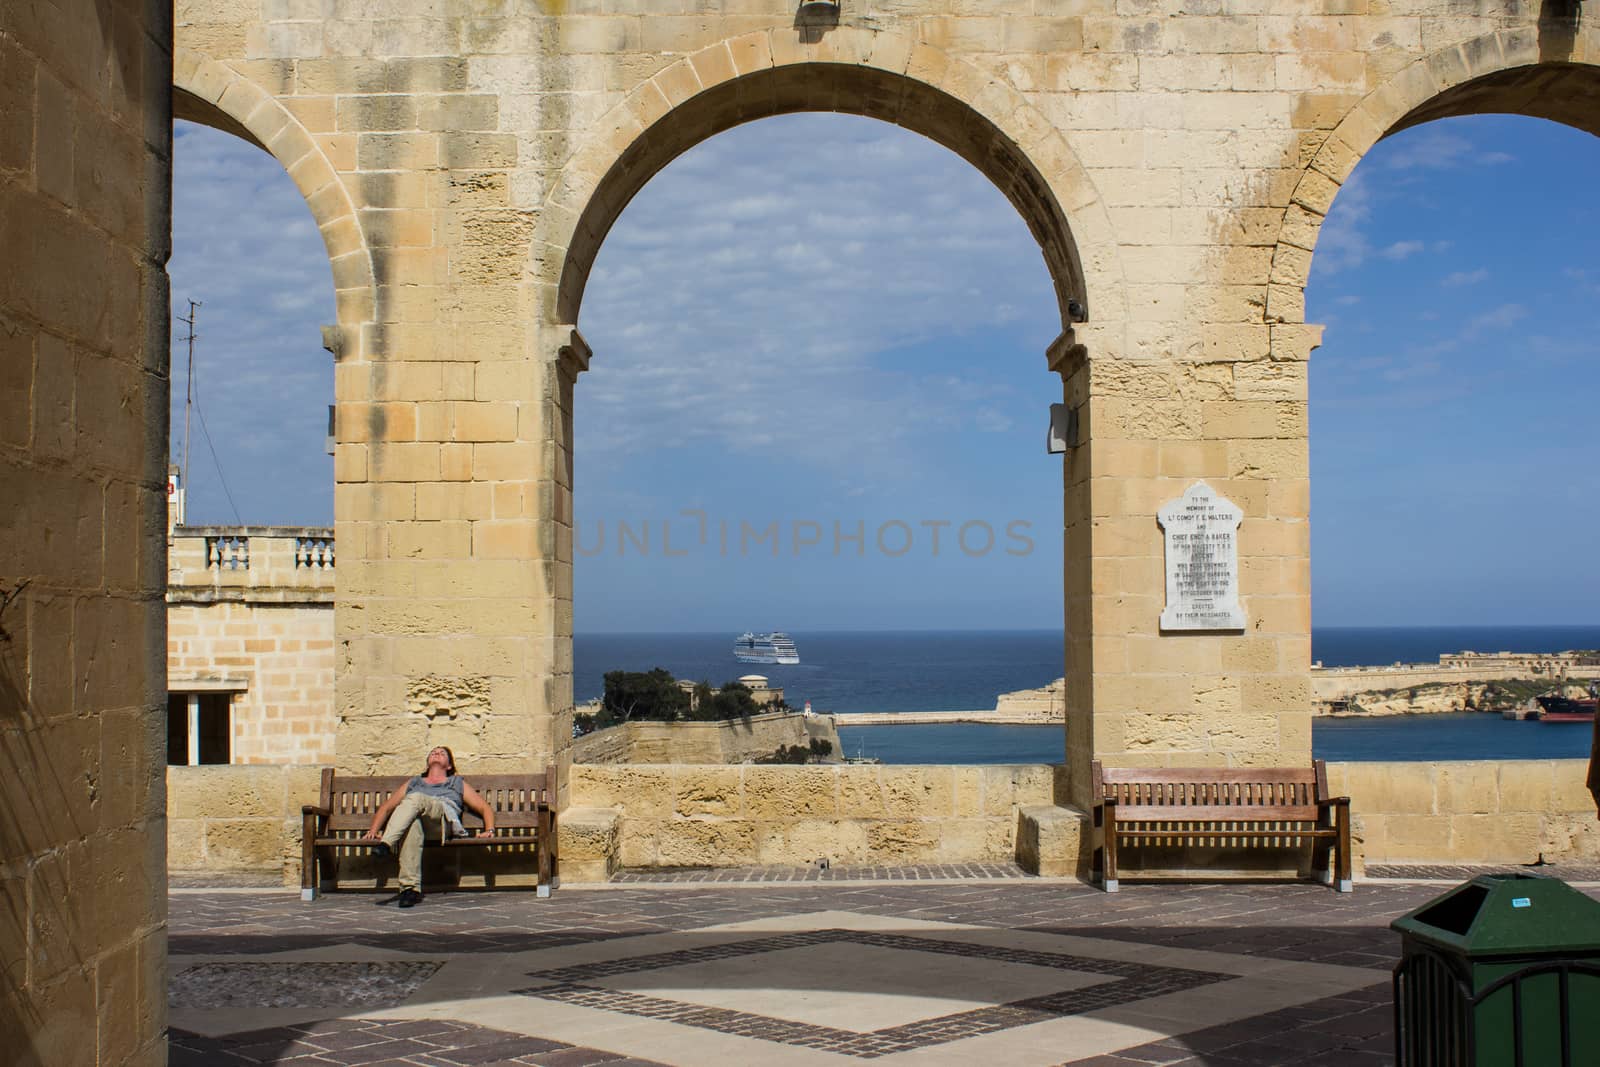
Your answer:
1110,804 -> 1321,822
1098,767 -> 1318,784
1116,828 -> 1338,839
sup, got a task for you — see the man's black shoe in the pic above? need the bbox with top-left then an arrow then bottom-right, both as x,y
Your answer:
371,841 -> 392,859
398,888 -> 423,908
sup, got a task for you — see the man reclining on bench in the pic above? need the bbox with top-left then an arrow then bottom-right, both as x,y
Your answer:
362,746 -> 495,907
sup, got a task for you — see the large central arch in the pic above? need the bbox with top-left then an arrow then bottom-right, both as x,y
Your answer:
536,27 -> 1122,333
533,26 -> 1121,793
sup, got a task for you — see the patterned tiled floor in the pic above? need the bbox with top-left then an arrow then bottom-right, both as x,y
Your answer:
168,876 -> 1589,1065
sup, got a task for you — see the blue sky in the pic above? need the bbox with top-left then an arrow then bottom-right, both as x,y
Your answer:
171,112 -> 1599,631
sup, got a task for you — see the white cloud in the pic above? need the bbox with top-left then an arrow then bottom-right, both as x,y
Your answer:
576,113 -> 1059,479
1379,128 -> 1513,172
169,122 -> 336,526
1380,240 -> 1425,261
1441,268 -> 1489,287
1470,303 -> 1528,331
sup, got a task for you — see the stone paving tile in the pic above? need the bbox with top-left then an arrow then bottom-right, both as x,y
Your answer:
1366,862 -> 1600,881
171,1020 -> 658,1067
608,862 -> 1033,882
170,881 -> 1600,1065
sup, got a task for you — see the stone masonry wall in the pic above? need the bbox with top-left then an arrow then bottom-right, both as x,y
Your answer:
0,4 -> 172,1064
570,764 -> 1062,869
167,602 -> 336,763
1329,760 -> 1600,872
168,759 -> 1600,884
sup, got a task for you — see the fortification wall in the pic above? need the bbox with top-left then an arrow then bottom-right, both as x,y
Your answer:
569,711 -> 839,765
1313,664 -> 1600,700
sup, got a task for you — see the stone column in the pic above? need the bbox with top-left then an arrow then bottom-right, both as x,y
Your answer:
0,4 -> 172,1063
1080,317 -> 1318,790
329,111 -> 556,774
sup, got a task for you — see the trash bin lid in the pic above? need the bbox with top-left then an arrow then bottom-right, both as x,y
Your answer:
1391,873 -> 1600,956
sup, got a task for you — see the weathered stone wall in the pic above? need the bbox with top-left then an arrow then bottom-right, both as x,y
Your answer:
168,602 -> 337,763
570,710 -> 839,765
569,764 -> 1059,868
168,759 -> 1600,885
1330,759 -> 1600,871
167,765 -> 321,885
1,4 -> 172,1063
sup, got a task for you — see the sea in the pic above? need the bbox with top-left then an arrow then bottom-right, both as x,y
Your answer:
574,626 -> 1600,765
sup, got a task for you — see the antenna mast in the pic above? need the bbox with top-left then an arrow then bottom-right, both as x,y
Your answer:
177,299 -> 201,505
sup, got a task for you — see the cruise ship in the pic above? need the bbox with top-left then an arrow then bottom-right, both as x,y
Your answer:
734,632 -> 800,665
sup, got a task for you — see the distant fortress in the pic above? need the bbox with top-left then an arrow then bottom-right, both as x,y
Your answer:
836,652 -> 1600,726
834,679 -> 1064,727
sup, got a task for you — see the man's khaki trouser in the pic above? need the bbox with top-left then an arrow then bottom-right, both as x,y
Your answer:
381,793 -> 447,892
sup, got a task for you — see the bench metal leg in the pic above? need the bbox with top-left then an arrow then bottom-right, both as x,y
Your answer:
1101,805 -> 1118,893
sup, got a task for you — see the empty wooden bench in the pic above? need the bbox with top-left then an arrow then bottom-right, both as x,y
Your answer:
301,766 -> 556,901
1092,760 -> 1351,893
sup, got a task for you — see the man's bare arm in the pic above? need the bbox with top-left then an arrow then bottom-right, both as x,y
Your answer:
462,782 -> 494,835
362,783 -> 409,838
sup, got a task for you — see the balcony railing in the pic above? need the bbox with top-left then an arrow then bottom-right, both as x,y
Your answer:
169,526 -> 334,604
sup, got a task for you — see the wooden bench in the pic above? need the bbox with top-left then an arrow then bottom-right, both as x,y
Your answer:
301,766 -> 556,901
1092,761 -> 1352,894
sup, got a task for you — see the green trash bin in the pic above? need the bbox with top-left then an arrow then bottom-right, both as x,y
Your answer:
1391,872 -> 1600,1065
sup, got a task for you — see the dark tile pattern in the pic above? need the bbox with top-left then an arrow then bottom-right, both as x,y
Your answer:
171,961 -> 445,1010
608,862 -> 1034,883
516,928 -> 1228,1059
168,1018 -> 665,1066
1366,863 -> 1600,881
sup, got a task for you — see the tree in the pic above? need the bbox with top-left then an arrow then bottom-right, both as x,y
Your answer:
601,668 -> 691,725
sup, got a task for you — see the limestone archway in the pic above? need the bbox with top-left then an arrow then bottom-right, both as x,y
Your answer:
1270,28 -> 1600,325
534,26 -> 1118,784
536,27 -> 1121,335
172,48 -> 376,350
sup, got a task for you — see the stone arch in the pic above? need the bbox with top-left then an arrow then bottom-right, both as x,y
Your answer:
534,26 -> 1122,336
1270,26 -> 1600,324
172,48 -> 375,349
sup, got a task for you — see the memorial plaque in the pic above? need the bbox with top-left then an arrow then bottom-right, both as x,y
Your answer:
1158,481 -> 1245,632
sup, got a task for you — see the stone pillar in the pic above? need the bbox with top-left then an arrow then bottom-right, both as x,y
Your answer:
330,133 -> 557,773
1080,318 -> 1318,788
0,3 -> 172,1064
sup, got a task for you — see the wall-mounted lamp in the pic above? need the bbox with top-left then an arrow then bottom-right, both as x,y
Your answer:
1047,403 -> 1078,454
798,0 -> 842,12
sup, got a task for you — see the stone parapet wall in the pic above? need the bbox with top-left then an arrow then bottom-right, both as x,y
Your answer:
166,759 -> 1600,885
167,765 -> 324,886
570,711 -> 839,765
569,764 -> 1060,869
168,602 -> 337,764
1329,760 -> 1600,871
168,527 -> 335,604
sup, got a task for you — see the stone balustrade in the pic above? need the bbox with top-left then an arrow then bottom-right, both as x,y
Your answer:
168,526 -> 335,604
